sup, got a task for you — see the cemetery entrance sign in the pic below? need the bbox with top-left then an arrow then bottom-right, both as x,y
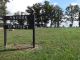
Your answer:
2,14 -> 35,48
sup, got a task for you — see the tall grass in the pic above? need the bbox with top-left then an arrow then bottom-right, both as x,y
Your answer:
0,28 -> 80,60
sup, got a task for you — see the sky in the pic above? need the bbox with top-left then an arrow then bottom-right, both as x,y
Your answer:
6,0 -> 80,15
50,0 -> 80,10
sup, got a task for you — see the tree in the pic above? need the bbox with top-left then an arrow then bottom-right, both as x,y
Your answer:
26,6 -> 34,29
14,11 -> 25,25
65,4 -> 79,27
26,6 -> 34,15
26,1 -> 62,28
47,5 -> 54,27
42,1 -> 54,27
32,3 -> 42,27
0,0 -> 9,16
53,5 -> 63,28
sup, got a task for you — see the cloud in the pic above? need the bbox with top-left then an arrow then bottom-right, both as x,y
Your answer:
53,3 -> 58,6
7,0 -> 44,14
71,2 -> 78,5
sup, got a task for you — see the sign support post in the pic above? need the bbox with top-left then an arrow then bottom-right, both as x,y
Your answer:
3,20 -> 7,48
33,13 -> 35,48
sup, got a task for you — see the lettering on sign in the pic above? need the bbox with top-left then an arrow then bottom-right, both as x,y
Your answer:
3,15 -> 33,20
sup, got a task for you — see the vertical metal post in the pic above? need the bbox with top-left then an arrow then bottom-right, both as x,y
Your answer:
33,13 -> 35,48
79,12 -> 80,27
4,20 -> 7,48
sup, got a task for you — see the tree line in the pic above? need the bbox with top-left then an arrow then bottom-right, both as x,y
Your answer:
25,1 -> 80,28
26,1 -> 63,28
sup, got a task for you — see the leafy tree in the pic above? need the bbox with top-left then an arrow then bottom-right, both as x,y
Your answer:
53,5 -> 63,28
42,1 -> 54,27
26,6 -> 34,15
26,1 -> 62,28
47,5 -> 54,27
65,4 -> 79,27
32,3 -> 42,27
43,1 -> 51,23
0,0 -> 9,16
26,6 -> 34,29
14,11 -> 25,25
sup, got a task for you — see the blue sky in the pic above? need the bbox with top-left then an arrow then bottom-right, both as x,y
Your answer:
49,0 -> 79,10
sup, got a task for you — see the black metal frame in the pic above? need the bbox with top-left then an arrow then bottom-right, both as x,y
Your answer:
2,14 -> 35,48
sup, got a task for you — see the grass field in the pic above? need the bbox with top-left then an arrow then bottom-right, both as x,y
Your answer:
0,28 -> 80,60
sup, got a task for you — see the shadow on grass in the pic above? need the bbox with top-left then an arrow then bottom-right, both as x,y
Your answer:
0,46 -> 33,52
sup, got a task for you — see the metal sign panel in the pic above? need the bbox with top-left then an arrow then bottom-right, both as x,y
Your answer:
3,15 -> 34,29
2,15 -> 33,20
4,24 -> 28,29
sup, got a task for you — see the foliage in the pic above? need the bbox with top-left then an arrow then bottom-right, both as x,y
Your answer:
66,4 -> 79,15
53,5 -> 63,27
65,4 -> 79,27
26,6 -> 34,15
0,0 -> 9,16
14,11 -> 25,25
26,1 -> 63,27
42,1 -> 53,23
32,3 -> 42,27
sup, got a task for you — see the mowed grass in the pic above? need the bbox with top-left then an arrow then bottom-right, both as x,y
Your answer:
0,28 -> 80,60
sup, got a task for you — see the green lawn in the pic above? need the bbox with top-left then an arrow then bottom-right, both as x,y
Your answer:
0,28 -> 80,60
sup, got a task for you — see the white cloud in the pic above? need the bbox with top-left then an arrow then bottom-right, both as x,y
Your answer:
7,0 -> 44,14
53,3 -> 58,6
71,2 -> 78,5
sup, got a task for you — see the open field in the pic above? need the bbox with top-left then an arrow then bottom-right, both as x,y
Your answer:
0,28 -> 80,60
